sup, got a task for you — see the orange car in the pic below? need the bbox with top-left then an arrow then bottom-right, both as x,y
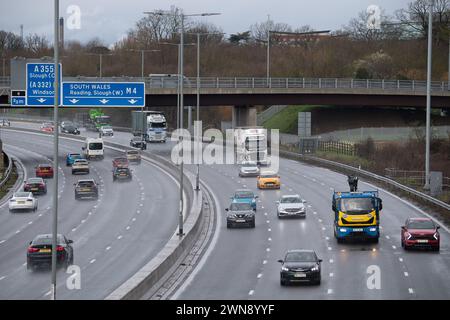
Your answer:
257,172 -> 281,189
40,122 -> 54,132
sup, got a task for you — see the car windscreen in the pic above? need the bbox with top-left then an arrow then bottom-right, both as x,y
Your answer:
32,235 -> 64,245
102,126 -> 112,130
235,191 -> 254,198
150,122 -> 166,128
89,143 -> 103,150
285,252 -> 316,262
38,165 -> 52,169
27,178 -> 42,184
261,174 -> 277,178
408,220 -> 435,229
339,198 -> 373,214
116,168 -> 130,173
127,151 -> 139,155
74,160 -> 88,164
281,197 -> 300,204
15,192 -> 30,197
77,181 -> 94,187
229,203 -> 252,211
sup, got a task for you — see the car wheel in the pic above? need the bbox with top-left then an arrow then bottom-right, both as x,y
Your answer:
227,222 -> 232,229
337,237 -> 344,244
372,237 -> 379,244
251,220 -> 255,228
401,239 -> 404,247
404,245 -> 409,251
315,277 -> 321,285
280,278 -> 287,286
433,246 -> 440,252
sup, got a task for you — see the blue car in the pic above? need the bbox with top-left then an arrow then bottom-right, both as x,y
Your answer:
231,189 -> 258,211
66,153 -> 84,166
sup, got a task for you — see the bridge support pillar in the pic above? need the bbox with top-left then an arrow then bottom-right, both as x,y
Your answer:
232,105 -> 257,128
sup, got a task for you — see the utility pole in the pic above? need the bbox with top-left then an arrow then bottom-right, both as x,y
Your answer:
266,14 -> 270,84
196,32 -> 200,191
51,0 -> 60,301
425,0 -> 433,190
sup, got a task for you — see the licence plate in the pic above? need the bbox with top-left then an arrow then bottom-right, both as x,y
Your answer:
39,249 -> 51,253
18,201 -> 25,204
81,188 -> 89,192
236,219 -> 246,223
31,188 -> 38,191
417,239 -> 428,243
294,273 -> 306,278
353,228 -> 364,232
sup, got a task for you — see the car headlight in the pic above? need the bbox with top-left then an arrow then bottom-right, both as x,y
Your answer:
281,267 -> 289,272
340,228 -> 347,232
228,214 -> 236,218
369,227 -> 377,232
367,213 -> 373,218
311,265 -> 319,272
433,232 -> 439,240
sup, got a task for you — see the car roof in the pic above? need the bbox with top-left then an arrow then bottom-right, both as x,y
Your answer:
287,249 -> 315,254
408,217 -> 432,222
235,189 -> 252,193
77,179 -> 95,183
282,194 -> 300,198
27,177 -> 44,181
14,192 -> 31,197
38,164 -> 52,167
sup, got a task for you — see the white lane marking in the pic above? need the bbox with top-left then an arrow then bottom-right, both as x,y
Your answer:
71,228 -> 76,232
0,240 -> 5,244
329,187 -> 334,191
22,262 -> 26,266
126,226 -> 130,231
322,227 -> 326,231
264,212 -> 268,216
399,257 -> 403,262
15,230 -> 20,234
266,220 -> 270,224
132,218 -> 136,222
268,228 -> 271,232
257,273 -> 262,279
90,259 -> 96,264
408,288 -> 414,294
327,289 -> 333,294
392,245 -> 397,250
28,221 -> 33,225
261,206 -> 265,209
44,290 -> 52,296
106,246 -> 111,251
404,272 -> 409,277
266,248 -> 271,252
328,247 -> 332,251
248,290 -> 254,296
329,259 -> 334,263
313,211 -> 317,215
0,276 -> 5,281
38,214 -> 42,217
263,260 -> 267,265
325,236 -> 330,240
136,210 -> 141,214
318,219 -> 322,223
88,212 -> 92,216
329,273 -> 334,277
386,235 -> 390,239
117,235 -> 123,240
81,219 -> 86,224
268,238 -> 272,241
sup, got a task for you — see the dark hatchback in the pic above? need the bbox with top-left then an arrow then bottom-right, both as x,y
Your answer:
74,179 -> 99,200
278,250 -> 322,286
23,177 -> 47,195
130,137 -> 147,150
27,234 -> 74,271
113,167 -> 132,181
60,121 -> 80,135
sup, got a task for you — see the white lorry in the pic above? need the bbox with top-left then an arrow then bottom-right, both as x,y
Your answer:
82,137 -> 104,160
131,111 -> 167,143
234,127 -> 269,166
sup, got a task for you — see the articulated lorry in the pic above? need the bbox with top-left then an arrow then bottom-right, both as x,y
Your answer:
131,111 -> 167,143
332,190 -> 383,243
234,127 -> 269,166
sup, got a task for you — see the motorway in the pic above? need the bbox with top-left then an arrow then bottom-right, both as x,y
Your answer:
2,121 -> 450,300
0,128 -> 179,299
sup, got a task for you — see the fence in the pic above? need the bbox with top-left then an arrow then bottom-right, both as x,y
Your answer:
318,140 -> 356,156
385,168 -> 450,190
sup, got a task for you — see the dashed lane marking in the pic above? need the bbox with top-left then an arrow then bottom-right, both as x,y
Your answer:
327,289 -> 333,294
257,273 -> 262,279
408,288 -> 414,294
404,272 -> 409,277
248,290 -> 254,296
90,259 -> 96,264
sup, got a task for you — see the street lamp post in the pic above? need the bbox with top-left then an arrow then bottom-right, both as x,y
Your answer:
425,0 -> 433,190
144,10 -> 220,237
51,0 -> 60,300
127,49 -> 160,78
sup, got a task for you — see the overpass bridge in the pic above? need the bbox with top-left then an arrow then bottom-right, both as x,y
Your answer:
2,76 -> 450,126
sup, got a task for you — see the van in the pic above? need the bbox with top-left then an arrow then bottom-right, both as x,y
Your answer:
82,137 -> 104,160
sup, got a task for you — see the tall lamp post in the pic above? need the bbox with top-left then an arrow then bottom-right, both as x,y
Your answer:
126,49 -> 161,78
144,10 -> 220,237
425,0 -> 433,190
51,0 -> 60,300
85,52 -> 113,77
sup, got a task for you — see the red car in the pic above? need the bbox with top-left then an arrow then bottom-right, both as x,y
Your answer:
36,164 -> 54,178
40,122 -> 54,133
24,177 -> 47,195
401,217 -> 440,251
112,157 -> 129,168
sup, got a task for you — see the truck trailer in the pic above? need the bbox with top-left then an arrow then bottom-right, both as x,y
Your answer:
131,111 -> 167,143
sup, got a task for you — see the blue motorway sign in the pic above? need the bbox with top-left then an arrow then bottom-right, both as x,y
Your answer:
26,63 -> 62,106
62,82 -> 145,107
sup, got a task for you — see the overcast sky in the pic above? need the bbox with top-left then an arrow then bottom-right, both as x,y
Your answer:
1,0 -> 412,46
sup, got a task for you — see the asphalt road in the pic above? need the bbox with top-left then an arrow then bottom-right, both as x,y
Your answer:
5,121 -> 450,300
0,129 -> 179,299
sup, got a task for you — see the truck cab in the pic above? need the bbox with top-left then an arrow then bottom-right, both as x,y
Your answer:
83,138 -> 104,160
332,191 -> 382,243
146,113 -> 167,142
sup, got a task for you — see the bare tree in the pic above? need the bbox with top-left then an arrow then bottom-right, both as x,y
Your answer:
0,30 -> 24,51
24,34 -> 49,54
250,18 -> 292,42
396,0 -> 450,43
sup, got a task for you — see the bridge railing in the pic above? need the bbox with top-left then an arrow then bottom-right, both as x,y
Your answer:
0,76 -> 449,92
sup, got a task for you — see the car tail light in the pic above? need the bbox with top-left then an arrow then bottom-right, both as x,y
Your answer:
57,246 -> 64,252
26,199 -> 33,202
40,183 -> 45,187
433,232 -> 439,240
405,232 -> 412,240
28,247 -> 39,253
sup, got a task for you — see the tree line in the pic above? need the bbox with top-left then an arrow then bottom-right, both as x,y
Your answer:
1,1 -> 450,80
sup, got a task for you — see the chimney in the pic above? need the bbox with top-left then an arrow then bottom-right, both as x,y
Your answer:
59,17 -> 64,50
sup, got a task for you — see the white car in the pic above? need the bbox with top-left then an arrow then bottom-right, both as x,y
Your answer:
99,125 -> 114,137
72,159 -> 90,174
9,192 -> 38,212
277,194 -> 306,218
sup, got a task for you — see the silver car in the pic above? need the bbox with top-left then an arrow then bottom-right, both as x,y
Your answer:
277,195 -> 306,218
9,192 -> 38,212
99,125 -> 114,137
238,161 -> 260,177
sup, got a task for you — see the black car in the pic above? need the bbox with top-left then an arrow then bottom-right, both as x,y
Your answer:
113,167 -> 132,181
23,177 -> 47,195
278,249 -> 322,286
130,137 -> 147,150
74,179 -> 99,199
60,121 -> 80,135
226,202 -> 255,228
27,234 -> 74,271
